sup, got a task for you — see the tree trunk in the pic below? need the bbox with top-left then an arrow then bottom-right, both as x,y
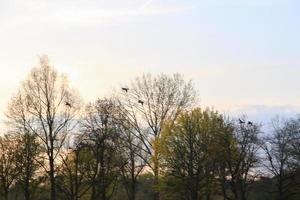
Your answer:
49,152 -> 56,200
24,178 -> 30,200
130,152 -> 136,200
4,187 -> 9,200
75,150 -> 79,200
24,135 -> 31,200
221,180 -> 227,200
189,176 -> 198,200
102,192 -> 107,200
153,153 -> 159,200
129,179 -> 136,200
190,186 -> 198,200
90,184 -> 96,200
206,193 -> 211,200
24,154 -> 31,200
278,176 -> 283,200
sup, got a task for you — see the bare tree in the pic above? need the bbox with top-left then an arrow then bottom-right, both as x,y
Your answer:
80,98 -> 121,200
56,139 -> 91,200
118,73 -> 196,200
7,56 -> 80,200
262,118 -> 299,200
284,117 -> 300,169
219,118 -> 261,200
118,125 -> 147,200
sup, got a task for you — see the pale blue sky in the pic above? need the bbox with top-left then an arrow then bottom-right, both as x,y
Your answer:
1,0 -> 300,125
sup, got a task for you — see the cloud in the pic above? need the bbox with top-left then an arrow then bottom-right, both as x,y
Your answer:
227,105 -> 300,130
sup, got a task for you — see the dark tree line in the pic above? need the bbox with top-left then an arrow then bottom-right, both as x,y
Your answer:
1,57 -> 300,200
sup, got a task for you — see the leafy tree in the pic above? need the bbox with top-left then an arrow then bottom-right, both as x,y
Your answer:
158,108 -> 226,200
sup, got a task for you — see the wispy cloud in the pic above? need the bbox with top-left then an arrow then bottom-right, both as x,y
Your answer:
1,0 -> 190,27
195,0 -> 276,7
140,0 -> 155,9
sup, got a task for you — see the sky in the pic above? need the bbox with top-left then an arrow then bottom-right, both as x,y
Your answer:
1,0 -> 300,127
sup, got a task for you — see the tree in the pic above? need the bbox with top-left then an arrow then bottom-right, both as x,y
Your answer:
56,140 -> 91,200
6,91 -> 44,200
284,118 -> 300,170
0,134 -> 20,200
218,117 -> 261,200
15,133 -> 42,200
119,73 -> 196,200
8,56 -> 80,200
262,118 -> 300,200
118,124 -> 147,200
158,108 -> 227,200
80,98 -> 122,200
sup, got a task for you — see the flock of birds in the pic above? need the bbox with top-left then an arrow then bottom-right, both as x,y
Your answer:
239,118 -> 253,126
65,88 -> 253,127
122,87 -> 254,126
63,87 -> 145,108
122,87 -> 144,105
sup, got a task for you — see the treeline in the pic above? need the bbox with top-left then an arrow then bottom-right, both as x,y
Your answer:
1,57 -> 300,200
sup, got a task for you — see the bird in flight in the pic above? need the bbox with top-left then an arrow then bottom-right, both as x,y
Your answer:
247,121 -> 253,126
65,102 -> 72,107
138,100 -> 144,105
239,118 -> 245,124
122,87 -> 129,92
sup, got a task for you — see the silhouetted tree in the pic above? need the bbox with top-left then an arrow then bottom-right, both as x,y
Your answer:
118,124 -> 147,200
119,73 -> 196,200
6,91 -> 44,200
80,98 -> 121,200
262,118 -> 300,200
56,139 -> 91,200
0,135 -> 20,200
9,56 -> 81,200
219,117 -> 261,200
15,133 -> 42,200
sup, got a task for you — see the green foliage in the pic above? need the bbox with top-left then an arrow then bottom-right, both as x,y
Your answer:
157,108 -> 228,199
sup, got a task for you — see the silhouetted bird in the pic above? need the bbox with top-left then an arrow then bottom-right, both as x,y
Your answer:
248,121 -> 253,126
65,102 -> 71,107
239,118 -> 245,124
122,87 -> 129,92
138,100 -> 144,105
